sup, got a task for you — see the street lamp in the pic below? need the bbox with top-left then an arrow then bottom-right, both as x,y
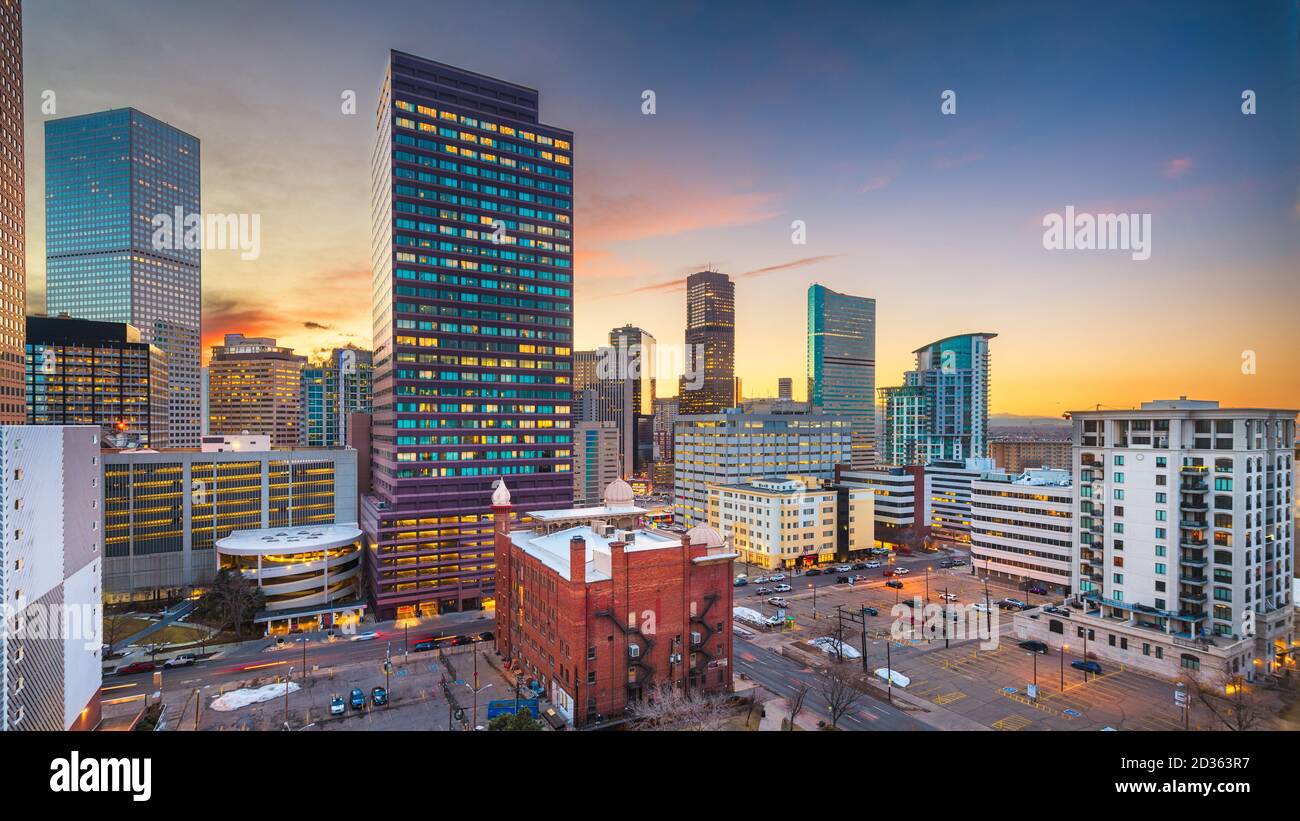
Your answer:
1060,643 -> 1068,692
284,666 -> 294,728
810,582 -> 817,618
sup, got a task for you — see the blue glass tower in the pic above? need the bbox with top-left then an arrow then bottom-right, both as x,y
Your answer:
45,108 -> 202,446
808,283 -> 876,467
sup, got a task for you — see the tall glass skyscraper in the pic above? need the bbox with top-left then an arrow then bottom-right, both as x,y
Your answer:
879,332 -> 997,464
678,270 -> 735,414
0,0 -> 24,423
364,51 -> 574,619
807,283 -> 876,468
45,108 -> 202,446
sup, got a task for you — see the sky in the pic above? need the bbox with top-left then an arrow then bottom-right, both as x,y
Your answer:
20,0 -> 1300,415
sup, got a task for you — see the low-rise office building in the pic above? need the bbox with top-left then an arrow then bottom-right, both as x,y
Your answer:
969,468 -> 1073,593
839,465 -> 927,550
102,446 -> 357,602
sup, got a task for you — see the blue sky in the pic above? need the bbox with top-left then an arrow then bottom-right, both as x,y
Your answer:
22,0 -> 1299,412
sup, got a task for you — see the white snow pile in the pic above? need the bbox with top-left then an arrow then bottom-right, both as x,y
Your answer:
809,637 -> 862,660
209,681 -> 301,712
733,607 -> 766,627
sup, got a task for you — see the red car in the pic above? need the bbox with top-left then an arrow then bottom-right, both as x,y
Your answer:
116,661 -> 156,675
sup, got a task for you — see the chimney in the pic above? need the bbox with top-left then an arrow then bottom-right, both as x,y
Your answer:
569,536 -> 586,583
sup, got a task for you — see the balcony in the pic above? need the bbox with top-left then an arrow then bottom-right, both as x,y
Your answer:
1179,536 -> 1207,548
1180,465 -> 1209,476
1179,502 -> 1209,514
1178,555 -> 1208,568
1178,591 -> 1208,605
1089,525 -> 1105,535
1179,574 -> 1208,586
1181,482 -> 1208,493
1179,520 -> 1207,530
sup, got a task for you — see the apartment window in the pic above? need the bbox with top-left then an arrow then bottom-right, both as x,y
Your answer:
1120,638 -> 1128,650
1114,455 -> 1125,466
1180,654 -> 1201,671
586,671 -> 596,684
1114,489 -> 1125,501
1114,472 -> 1124,483
1155,492 -> 1166,504
1155,647 -> 1163,659
1155,457 -> 1167,468
587,645 -> 596,660
1154,563 -> 1166,575
1142,643 -> 1151,656
1113,573 -> 1123,584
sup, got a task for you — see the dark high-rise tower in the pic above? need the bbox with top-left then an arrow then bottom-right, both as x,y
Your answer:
678,270 -> 734,414
0,0 -> 23,423
364,51 -> 574,619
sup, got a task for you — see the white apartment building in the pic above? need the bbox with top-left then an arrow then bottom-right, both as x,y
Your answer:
573,421 -> 621,506
969,468 -> 1073,592
708,477 -> 872,570
1014,399 -> 1296,682
1,426 -> 103,731
673,410 -> 852,527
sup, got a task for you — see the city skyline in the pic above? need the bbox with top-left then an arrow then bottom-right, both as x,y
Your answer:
15,1 -> 1298,416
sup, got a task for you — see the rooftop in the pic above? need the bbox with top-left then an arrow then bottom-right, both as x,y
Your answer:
510,524 -> 683,582
216,523 -> 362,555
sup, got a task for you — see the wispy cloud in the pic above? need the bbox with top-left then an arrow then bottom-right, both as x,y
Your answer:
1162,156 -> 1194,179
601,255 -> 842,298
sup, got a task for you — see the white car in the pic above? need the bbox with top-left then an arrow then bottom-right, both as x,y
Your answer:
864,561 -> 881,569
163,654 -> 196,668
772,583 -> 792,592
349,631 -> 379,642
941,592 -> 959,602
893,567 -> 910,576
768,573 -> 786,581
972,602 -> 992,613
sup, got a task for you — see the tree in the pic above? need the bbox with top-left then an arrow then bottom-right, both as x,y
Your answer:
103,610 -> 134,649
819,663 -> 866,730
785,681 -> 811,731
488,707 -> 543,731
196,568 -> 265,639
1184,668 -> 1269,731
629,689 -> 733,731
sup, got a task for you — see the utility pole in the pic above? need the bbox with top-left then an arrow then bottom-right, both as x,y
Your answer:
284,667 -> 293,728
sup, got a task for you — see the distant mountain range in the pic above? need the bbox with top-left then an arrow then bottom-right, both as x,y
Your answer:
989,413 -> 1070,428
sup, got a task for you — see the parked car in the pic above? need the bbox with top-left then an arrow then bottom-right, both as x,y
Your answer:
885,580 -> 904,590
1019,640 -> 1049,654
412,639 -> 437,652
1004,597 -> 1028,609
753,576 -> 772,584
767,597 -> 790,608
772,583 -> 792,593
769,573 -> 786,581
893,567 -> 910,576
349,688 -> 366,710
861,606 -> 879,616
754,586 -> 773,595
849,574 -> 868,584
1027,586 -> 1047,595
116,661 -> 155,675
733,577 -> 749,587
805,568 -> 822,576
940,592 -> 959,602
939,559 -> 956,569
972,602 -> 992,613
850,562 -> 868,570
949,559 -> 967,567
329,696 -> 346,716
163,654 -> 196,668
476,631 -> 494,642
836,565 -> 853,573
1071,660 -> 1103,674
837,575 -> 851,584
864,560 -> 881,569
371,686 -> 388,706
763,615 -> 784,627
997,600 -> 1018,610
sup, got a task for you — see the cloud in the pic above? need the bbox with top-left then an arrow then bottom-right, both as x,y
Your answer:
601,255 -> 842,298
303,321 -> 333,330
1162,157 -> 1194,179
860,174 -> 894,193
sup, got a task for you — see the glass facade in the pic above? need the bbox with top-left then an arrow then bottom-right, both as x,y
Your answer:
0,1 -> 24,423
300,347 -> 373,447
45,107 -> 202,446
679,270 -> 735,414
807,283 -> 876,468
879,333 -> 997,464
363,51 -> 574,618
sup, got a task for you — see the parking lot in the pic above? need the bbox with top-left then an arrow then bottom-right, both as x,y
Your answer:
196,642 -> 516,731
736,554 -> 1221,731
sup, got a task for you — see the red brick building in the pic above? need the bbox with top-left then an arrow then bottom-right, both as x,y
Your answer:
492,478 -> 737,727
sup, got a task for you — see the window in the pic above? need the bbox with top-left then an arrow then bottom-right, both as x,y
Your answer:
1180,654 -> 1201,671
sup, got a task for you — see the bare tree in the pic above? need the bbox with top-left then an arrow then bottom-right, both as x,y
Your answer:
103,611 -> 133,650
629,688 -> 733,731
1184,668 -> 1269,732
786,681 -> 811,731
819,663 -> 866,729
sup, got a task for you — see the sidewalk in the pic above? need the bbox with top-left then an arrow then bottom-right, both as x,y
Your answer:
756,697 -> 822,731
